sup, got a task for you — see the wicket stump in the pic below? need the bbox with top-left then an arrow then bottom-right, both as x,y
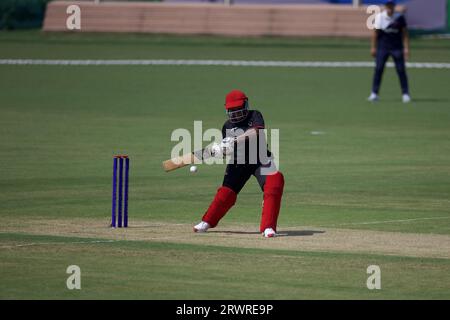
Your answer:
112,155 -> 129,228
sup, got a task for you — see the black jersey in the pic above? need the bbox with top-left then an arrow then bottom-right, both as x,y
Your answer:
222,110 -> 265,138
221,110 -> 271,165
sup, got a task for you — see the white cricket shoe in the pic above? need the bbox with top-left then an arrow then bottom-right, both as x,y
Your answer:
193,221 -> 210,233
263,228 -> 276,238
368,92 -> 379,102
402,94 -> 411,103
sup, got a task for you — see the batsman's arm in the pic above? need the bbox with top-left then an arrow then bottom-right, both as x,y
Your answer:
235,127 -> 259,143
162,129 -> 259,172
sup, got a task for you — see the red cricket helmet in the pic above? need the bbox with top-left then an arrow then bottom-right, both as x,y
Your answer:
225,90 -> 248,110
224,90 -> 249,123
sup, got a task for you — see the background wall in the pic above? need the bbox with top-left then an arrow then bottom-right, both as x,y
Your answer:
1,0 -> 449,32
406,0 -> 447,30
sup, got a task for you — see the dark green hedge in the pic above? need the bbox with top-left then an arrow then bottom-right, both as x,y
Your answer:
0,0 -> 51,30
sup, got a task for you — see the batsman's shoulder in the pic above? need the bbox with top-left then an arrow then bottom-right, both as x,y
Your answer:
250,109 -> 263,119
222,119 -> 233,130
250,109 -> 265,128
222,121 -> 229,138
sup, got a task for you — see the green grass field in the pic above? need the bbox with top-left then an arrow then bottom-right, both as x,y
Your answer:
0,31 -> 449,299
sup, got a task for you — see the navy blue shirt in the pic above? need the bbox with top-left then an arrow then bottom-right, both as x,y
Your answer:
375,12 -> 407,50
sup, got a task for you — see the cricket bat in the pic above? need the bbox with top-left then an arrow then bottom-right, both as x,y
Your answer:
162,129 -> 258,172
162,146 -> 214,172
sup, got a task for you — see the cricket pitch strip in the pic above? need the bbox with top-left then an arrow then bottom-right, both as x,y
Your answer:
2,217 -> 449,259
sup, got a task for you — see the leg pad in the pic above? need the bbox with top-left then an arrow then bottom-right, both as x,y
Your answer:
202,186 -> 237,228
260,172 -> 285,232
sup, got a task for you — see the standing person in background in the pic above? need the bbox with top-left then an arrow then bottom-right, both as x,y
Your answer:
368,0 -> 411,103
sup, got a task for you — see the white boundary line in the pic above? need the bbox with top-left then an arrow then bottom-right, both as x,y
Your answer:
0,59 -> 450,69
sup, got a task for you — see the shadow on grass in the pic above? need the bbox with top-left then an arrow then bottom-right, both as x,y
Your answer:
277,230 -> 326,237
124,225 -> 325,237
209,230 -> 325,237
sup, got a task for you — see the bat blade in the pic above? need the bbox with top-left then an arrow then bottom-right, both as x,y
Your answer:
162,146 -> 213,172
162,153 -> 195,172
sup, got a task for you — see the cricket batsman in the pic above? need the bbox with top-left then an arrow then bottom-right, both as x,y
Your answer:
368,0 -> 411,103
193,90 -> 285,238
